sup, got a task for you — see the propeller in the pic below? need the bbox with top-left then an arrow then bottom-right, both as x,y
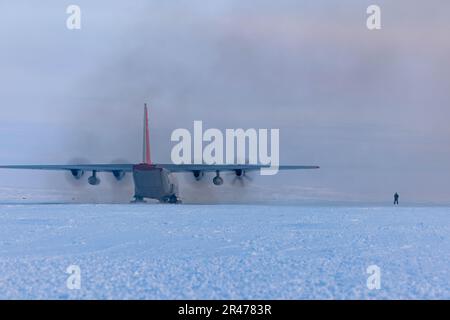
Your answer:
106,159 -> 131,183
63,157 -> 97,203
104,159 -> 134,202
180,171 -> 219,203
229,169 -> 254,187
64,157 -> 90,187
228,158 -> 254,187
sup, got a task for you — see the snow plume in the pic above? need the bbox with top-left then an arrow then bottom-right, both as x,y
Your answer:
1,1 -> 450,203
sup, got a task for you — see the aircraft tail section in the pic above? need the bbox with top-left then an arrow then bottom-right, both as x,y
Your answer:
143,104 -> 152,164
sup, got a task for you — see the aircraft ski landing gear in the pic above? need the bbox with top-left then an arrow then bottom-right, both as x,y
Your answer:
131,196 -> 146,203
213,171 -> 224,186
169,195 -> 181,204
160,195 -> 181,204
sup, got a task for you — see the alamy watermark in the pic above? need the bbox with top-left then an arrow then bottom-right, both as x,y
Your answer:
367,5 -> 381,30
65,5 -> 381,31
366,265 -> 381,290
66,265 -> 81,290
171,121 -> 280,175
66,5 -> 81,30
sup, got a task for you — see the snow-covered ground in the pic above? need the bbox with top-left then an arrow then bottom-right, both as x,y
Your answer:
0,204 -> 449,299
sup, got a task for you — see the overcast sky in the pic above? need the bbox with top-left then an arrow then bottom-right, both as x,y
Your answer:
1,0 -> 449,204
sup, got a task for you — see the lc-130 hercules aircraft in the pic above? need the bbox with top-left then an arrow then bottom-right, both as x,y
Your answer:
0,105 -> 319,203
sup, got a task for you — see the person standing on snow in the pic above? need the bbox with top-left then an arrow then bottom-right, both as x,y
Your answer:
394,192 -> 399,205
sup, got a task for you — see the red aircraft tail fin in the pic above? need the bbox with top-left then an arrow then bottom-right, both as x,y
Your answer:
143,104 -> 152,165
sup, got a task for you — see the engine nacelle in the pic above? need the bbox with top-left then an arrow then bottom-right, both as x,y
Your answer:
113,170 -> 126,181
235,169 -> 244,177
70,169 -> 84,180
193,170 -> 204,181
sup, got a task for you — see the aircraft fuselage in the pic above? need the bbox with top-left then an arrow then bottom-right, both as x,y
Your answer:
132,164 -> 179,203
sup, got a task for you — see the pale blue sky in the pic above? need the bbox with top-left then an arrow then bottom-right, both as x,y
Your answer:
1,1 -> 449,203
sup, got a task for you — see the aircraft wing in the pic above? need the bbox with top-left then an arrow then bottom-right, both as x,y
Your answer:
0,164 -> 135,172
155,164 -> 319,172
0,164 -> 319,173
